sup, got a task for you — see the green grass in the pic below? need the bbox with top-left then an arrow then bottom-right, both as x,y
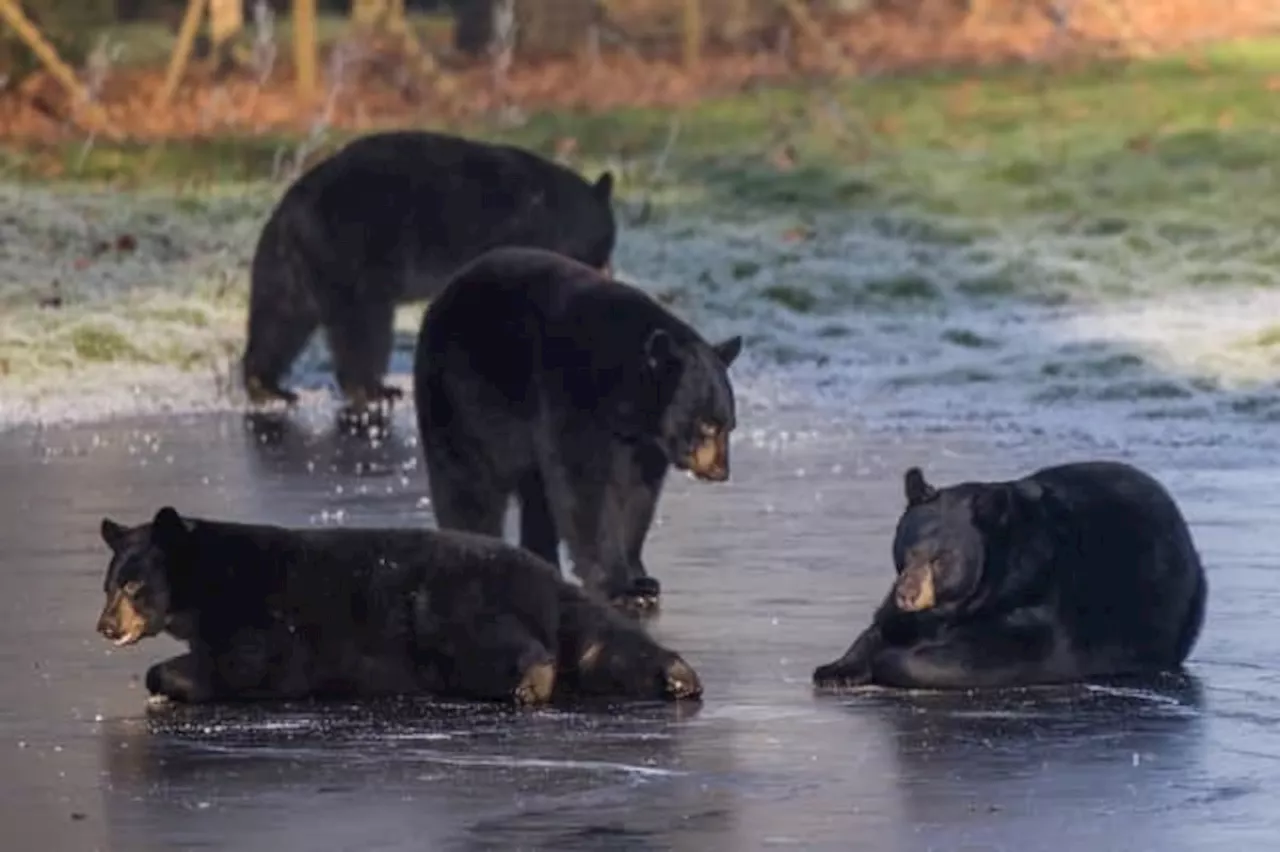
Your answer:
6,37 -> 1280,226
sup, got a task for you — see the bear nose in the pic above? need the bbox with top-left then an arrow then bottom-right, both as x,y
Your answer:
97,614 -> 119,640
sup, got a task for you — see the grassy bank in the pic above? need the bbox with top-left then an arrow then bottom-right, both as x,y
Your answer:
4,38 -> 1280,224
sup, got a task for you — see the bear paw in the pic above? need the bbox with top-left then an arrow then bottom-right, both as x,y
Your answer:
513,660 -> 556,708
663,658 -> 703,701
609,578 -> 662,618
811,661 -> 872,689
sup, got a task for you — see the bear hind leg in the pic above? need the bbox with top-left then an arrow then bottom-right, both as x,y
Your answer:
324,297 -> 401,410
518,470 -> 560,568
427,462 -> 509,539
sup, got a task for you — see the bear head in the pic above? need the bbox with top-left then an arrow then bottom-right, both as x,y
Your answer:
96,506 -> 196,647
644,329 -> 743,483
564,612 -> 704,702
563,170 -> 618,274
889,467 -> 1044,617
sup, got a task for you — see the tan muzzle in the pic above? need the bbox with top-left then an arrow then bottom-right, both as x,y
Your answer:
96,590 -> 150,647
894,562 -> 937,612
686,425 -> 729,482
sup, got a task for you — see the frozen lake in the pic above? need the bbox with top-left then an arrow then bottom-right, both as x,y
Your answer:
1,400 -> 1277,851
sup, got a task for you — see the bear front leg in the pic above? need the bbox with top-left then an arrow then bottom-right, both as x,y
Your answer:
812,624 -> 883,688
546,434 -> 667,615
812,587 -> 910,687
869,614 -> 1061,690
145,653 -> 217,704
613,442 -> 670,613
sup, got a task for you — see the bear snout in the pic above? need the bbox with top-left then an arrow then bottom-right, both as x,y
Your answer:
663,657 -> 703,701
686,427 -> 729,482
96,591 -> 151,647
95,607 -> 121,641
894,562 -> 937,612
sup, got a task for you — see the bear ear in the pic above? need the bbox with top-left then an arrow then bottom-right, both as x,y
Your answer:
100,518 -> 127,551
904,467 -> 937,507
150,506 -> 191,553
593,171 -> 614,202
643,328 -> 677,371
712,336 -> 743,368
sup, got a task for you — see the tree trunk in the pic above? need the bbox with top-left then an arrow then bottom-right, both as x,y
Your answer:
452,0 -> 597,59
0,0 -> 118,82
516,0 -> 595,59
452,0 -> 492,55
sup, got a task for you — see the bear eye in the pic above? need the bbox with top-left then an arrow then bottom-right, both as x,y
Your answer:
122,580 -> 143,597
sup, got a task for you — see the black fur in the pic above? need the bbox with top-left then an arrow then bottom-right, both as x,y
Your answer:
241,130 -> 617,408
813,460 -> 1208,690
95,507 -> 702,706
413,246 -> 743,613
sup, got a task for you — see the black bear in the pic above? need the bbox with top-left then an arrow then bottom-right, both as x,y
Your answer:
94,507 -> 703,706
812,460 -> 1208,690
241,130 -> 618,409
413,246 -> 743,614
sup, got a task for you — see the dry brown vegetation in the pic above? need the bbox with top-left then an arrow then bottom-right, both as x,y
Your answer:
0,0 -> 1276,145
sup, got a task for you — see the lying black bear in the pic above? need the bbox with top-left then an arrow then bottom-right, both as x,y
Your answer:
94,507 -> 702,706
813,460 -> 1208,690
413,246 -> 743,614
241,130 -> 618,409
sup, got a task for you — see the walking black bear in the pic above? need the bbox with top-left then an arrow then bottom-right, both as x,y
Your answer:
241,131 -> 617,409
413,246 -> 743,615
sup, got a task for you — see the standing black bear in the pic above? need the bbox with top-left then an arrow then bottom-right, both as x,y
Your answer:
813,460 -> 1208,690
413,246 -> 743,614
94,507 -> 703,706
241,130 -> 618,409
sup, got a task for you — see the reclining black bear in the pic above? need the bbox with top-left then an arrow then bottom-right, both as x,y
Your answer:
813,460 -> 1208,690
95,507 -> 702,706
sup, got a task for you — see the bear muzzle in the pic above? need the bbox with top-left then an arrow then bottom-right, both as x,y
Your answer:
664,657 -> 703,701
96,590 -> 152,647
686,424 -> 730,483
894,562 -> 937,612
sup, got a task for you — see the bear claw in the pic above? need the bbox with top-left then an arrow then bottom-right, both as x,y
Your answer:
513,660 -> 556,707
610,593 -> 660,619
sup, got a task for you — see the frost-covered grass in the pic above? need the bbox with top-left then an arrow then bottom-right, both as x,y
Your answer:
4,41 -> 1280,434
